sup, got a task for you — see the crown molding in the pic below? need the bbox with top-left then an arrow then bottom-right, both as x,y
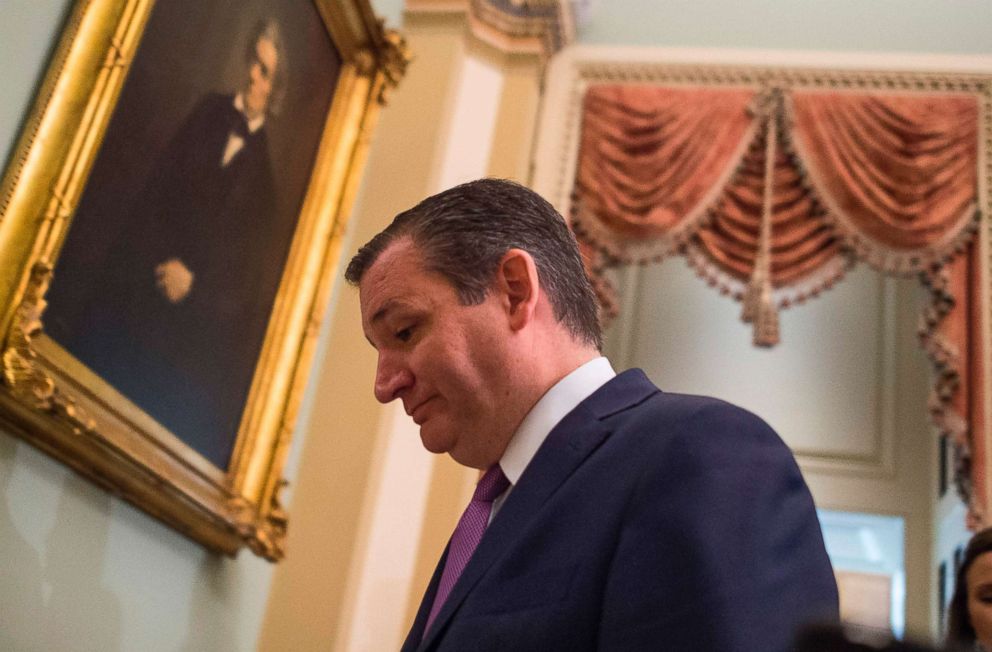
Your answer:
405,0 -> 574,58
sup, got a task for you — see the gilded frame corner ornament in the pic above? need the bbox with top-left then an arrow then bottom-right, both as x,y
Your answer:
2,261 -> 95,435
0,0 -> 407,560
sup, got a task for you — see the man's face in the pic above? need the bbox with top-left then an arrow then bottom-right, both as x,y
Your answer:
244,36 -> 278,119
359,238 -> 516,469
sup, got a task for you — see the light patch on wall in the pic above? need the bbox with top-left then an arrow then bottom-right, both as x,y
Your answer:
339,49 -> 507,651
603,259 -> 915,473
4,444 -> 69,552
434,53 -> 504,191
341,402 -> 438,650
102,500 -> 204,649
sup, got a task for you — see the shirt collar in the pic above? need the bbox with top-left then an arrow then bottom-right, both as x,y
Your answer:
499,356 -> 616,485
233,93 -> 266,133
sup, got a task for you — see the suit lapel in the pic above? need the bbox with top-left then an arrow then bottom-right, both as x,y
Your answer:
418,370 -> 658,649
402,543 -> 447,651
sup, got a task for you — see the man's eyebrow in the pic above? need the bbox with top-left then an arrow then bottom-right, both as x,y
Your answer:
369,298 -> 406,326
363,303 -> 394,351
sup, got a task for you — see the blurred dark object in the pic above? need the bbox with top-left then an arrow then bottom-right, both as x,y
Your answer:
795,623 -> 947,652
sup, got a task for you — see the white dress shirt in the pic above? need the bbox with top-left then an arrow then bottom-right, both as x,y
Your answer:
490,356 -> 616,521
221,94 -> 266,167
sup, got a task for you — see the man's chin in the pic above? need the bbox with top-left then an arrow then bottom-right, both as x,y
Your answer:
419,428 -> 453,455
418,426 -> 491,469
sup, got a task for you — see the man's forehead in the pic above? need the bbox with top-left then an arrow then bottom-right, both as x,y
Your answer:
361,238 -> 418,287
358,239 -> 421,319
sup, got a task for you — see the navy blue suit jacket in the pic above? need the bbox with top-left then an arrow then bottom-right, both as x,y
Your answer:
401,369 -> 838,651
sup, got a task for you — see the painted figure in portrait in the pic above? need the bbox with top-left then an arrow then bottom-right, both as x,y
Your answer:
45,2 -> 341,468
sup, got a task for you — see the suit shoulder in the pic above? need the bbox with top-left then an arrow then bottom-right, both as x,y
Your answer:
600,370 -> 760,422
610,388 -> 787,455
629,389 -> 769,429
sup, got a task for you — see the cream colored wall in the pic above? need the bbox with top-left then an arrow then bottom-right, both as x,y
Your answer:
575,0 -> 992,54
257,8 -> 545,650
1,436 -> 276,651
258,14 -> 469,648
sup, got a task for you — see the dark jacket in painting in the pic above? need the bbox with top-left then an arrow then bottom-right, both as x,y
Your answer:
47,92 -> 286,468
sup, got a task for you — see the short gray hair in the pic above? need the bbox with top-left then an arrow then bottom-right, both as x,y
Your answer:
345,178 -> 602,350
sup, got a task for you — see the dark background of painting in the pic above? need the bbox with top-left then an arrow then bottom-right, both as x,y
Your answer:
44,0 -> 342,469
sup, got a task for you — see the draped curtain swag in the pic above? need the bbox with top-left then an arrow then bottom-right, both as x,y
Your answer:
571,84 -> 983,520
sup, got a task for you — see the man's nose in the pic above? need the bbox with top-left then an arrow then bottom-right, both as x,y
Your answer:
374,355 -> 412,404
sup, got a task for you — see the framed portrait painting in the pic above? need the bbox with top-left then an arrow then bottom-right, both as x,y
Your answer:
0,0 -> 407,559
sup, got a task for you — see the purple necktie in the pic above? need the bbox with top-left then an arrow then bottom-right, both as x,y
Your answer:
424,464 -> 510,636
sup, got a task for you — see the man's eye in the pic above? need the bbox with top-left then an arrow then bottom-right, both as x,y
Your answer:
395,327 -> 413,342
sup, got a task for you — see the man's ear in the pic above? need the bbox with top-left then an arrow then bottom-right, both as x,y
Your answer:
496,248 -> 539,331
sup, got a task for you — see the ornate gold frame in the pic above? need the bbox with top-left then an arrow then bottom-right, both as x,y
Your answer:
0,0 -> 408,560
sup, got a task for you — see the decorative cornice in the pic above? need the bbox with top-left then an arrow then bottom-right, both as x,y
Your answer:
405,0 -> 574,58
375,24 -> 413,105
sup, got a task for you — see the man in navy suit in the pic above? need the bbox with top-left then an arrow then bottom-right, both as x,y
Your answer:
346,178 -> 838,650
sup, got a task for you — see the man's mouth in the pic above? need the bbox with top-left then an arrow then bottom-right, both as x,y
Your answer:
408,397 -> 435,425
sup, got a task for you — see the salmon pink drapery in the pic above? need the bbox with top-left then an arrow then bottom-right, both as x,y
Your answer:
571,84 -> 982,521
